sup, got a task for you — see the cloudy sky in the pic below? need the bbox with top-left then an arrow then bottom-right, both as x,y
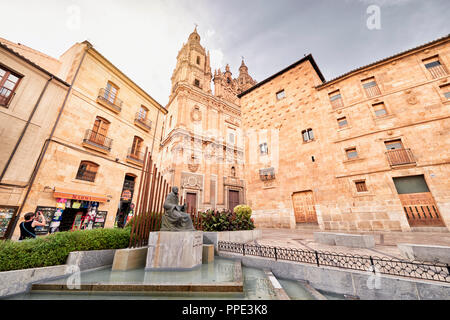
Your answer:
1,0 -> 448,105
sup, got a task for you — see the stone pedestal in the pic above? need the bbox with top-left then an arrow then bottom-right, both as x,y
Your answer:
202,244 -> 214,264
146,231 -> 203,270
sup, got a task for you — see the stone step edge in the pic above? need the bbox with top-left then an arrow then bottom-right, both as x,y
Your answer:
263,269 -> 290,300
31,282 -> 244,293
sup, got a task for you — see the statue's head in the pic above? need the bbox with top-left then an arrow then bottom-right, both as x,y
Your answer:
172,186 -> 179,195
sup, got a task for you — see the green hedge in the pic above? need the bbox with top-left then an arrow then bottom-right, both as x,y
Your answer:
0,228 -> 131,272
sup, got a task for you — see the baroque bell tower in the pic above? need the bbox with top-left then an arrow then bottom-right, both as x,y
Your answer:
161,27 -> 256,214
170,27 -> 212,100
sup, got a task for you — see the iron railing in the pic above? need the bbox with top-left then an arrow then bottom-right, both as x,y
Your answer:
385,148 -> 415,166
426,64 -> 447,79
97,88 -> 123,113
218,241 -> 450,284
135,113 -> 152,130
363,81 -> 381,97
0,87 -> 14,107
127,148 -> 145,164
128,150 -> 203,248
83,129 -> 113,151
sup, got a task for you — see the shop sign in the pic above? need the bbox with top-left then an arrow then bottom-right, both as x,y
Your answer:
121,190 -> 132,201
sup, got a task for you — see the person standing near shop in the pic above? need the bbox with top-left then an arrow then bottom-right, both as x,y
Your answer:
19,211 -> 46,240
124,203 -> 135,226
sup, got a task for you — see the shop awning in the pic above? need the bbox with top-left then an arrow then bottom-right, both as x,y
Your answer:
53,188 -> 108,203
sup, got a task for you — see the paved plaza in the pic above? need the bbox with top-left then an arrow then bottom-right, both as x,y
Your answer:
254,226 -> 450,260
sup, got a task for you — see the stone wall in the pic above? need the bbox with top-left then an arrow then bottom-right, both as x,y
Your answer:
240,36 -> 450,232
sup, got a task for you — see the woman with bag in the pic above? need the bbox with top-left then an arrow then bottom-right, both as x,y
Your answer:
19,211 -> 46,240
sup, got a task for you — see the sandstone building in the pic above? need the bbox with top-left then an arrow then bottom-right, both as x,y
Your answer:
1,30 -> 449,237
158,28 -> 256,213
0,38 -> 166,239
239,35 -> 450,232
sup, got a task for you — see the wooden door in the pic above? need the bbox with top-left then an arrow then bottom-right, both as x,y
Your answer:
398,193 -> 444,227
228,190 -> 240,212
292,191 -> 317,223
186,193 -> 197,214
394,175 -> 445,227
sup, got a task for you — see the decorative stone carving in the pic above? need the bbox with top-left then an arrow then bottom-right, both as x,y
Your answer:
181,172 -> 203,190
191,106 -> 202,122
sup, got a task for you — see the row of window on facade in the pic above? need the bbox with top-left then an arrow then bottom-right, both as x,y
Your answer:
0,66 -> 153,132
327,56 -> 448,109
270,55 -> 449,108
259,138 -> 414,166
83,115 -> 146,160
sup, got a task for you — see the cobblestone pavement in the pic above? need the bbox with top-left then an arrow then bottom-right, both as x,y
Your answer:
254,226 -> 450,260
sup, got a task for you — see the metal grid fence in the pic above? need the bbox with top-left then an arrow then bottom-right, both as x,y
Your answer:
218,241 -> 450,284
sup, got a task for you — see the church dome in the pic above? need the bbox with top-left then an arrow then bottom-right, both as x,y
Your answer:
188,27 -> 201,43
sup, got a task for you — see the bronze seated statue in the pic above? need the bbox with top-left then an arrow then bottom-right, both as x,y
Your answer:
160,186 -> 195,231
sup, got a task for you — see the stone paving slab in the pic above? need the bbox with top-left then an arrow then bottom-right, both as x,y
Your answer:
255,228 -> 450,262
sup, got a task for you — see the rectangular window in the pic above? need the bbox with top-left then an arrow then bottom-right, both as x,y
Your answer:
329,90 -> 343,109
196,56 -> 200,65
194,79 -> 200,87
355,180 -> 368,193
423,56 -> 447,78
361,77 -> 381,97
384,139 -> 403,150
0,66 -> 21,107
228,129 -> 236,144
76,161 -> 99,182
337,117 -> 348,128
346,147 -> 358,160
373,102 -> 387,117
302,129 -> 314,142
259,143 -> 268,155
276,90 -> 285,100
440,84 -> 450,100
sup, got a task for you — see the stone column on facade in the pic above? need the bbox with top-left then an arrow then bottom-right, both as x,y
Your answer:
183,95 -> 190,129
203,148 -> 211,205
173,147 -> 183,189
218,109 -> 225,143
217,148 -> 224,206
177,94 -> 185,127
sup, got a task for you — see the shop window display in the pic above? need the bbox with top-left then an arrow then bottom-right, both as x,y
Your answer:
0,206 -> 17,239
35,198 -> 107,235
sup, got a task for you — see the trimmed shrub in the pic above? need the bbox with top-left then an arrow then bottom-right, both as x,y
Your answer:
234,205 -> 252,220
0,228 -> 131,272
201,208 -> 255,232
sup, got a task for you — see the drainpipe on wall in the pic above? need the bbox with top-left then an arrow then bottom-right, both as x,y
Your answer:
150,109 -> 160,157
7,43 -> 92,239
0,76 -> 54,183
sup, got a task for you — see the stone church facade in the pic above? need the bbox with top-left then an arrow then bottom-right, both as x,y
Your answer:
158,28 -> 256,213
161,30 -> 450,233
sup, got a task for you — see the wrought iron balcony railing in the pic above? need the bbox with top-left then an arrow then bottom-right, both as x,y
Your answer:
363,82 -> 382,98
0,87 -> 15,107
83,129 -> 113,152
386,148 -> 416,166
127,148 -> 145,164
134,113 -> 152,130
259,167 -> 275,181
427,64 -> 447,79
97,88 -> 123,113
